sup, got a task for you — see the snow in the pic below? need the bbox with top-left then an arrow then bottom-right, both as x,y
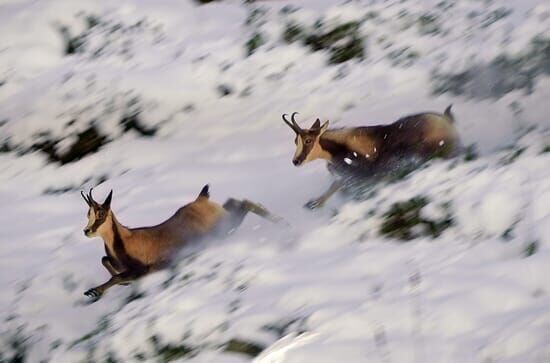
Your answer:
1,0 -> 550,362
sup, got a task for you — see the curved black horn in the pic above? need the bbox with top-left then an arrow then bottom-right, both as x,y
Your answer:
80,191 -> 91,206
282,113 -> 291,124
88,187 -> 95,204
291,112 -> 299,125
282,113 -> 301,133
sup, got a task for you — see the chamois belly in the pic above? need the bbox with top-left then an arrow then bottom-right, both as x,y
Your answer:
125,234 -> 186,267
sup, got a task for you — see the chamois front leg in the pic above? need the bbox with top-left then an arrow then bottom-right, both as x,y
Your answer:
101,256 -> 119,276
304,179 -> 342,210
101,256 -> 132,286
84,269 -> 146,300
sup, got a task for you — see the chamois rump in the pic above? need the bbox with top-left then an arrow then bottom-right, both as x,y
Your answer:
81,185 -> 282,300
282,106 -> 461,209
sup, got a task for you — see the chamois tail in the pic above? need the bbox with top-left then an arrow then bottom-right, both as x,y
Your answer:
197,184 -> 210,199
444,104 -> 455,123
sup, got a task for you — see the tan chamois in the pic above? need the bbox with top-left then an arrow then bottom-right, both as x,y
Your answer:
282,106 -> 461,209
81,185 -> 283,299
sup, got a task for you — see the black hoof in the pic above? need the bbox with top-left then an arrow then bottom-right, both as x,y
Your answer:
304,199 -> 323,210
84,288 -> 102,299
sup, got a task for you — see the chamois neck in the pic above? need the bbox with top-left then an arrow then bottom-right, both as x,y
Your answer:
98,212 -> 131,246
111,213 -> 130,235
318,130 -> 350,162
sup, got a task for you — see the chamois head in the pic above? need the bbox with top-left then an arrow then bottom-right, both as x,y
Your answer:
81,188 -> 113,237
282,112 -> 329,166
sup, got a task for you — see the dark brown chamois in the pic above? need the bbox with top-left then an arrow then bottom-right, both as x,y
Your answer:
282,106 -> 461,209
81,186 -> 283,300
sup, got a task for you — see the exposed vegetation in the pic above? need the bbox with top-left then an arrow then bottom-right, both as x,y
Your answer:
417,13 -> 443,35
304,22 -> 365,64
386,46 -> 420,68
156,343 -> 194,362
29,125 -> 107,165
1,100 -> 158,166
245,7 -> 267,27
223,339 -> 265,358
120,99 -> 157,137
282,21 -> 365,64
57,14 -> 163,59
524,240 -> 539,257
262,317 -> 308,339
463,144 -> 479,162
243,7 -> 268,56
217,84 -> 234,97
480,7 -> 513,28
246,32 -> 266,56
432,37 -> 550,99
380,196 -> 454,240
70,316 -> 111,348
282,23 -> 305,43
500,146 -> 526,165
0,326 -> 29,363
43,174 -> 108,195
1,124 -> 129,166
0,16 -> 170,166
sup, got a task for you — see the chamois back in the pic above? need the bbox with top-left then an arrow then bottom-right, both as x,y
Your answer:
124,191 -> 227,265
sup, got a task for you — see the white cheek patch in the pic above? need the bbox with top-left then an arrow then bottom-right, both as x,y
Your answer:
294,135 -> 304,159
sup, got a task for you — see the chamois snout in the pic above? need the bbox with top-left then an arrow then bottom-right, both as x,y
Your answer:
83,227 -> 92,237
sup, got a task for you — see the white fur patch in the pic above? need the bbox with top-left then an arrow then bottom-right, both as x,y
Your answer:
294,135 -> 304,160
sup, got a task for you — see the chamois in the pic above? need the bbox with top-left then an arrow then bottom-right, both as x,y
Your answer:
282,106 -> 461,209
81,186 -> 283,299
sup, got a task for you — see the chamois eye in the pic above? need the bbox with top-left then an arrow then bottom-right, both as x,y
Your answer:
97,210 -> 105,218
305,139 -> 312,145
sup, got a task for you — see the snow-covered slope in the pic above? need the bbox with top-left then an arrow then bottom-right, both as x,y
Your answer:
0,0 -> 549,362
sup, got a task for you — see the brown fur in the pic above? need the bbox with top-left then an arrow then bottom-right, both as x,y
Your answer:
283,106 -> 461,208
326,113 -> 457,165
81,186 -> 282,300
97,197 -> 226,267
319,128 -> 379,161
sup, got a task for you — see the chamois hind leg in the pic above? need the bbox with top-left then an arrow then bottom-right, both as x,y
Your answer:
222,198 -> 286,233
241,199 -> 286,224
84,268 -> 147,300
304,179 -> 342,210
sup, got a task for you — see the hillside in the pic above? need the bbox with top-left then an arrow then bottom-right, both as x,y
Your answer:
0,0 -> 549,362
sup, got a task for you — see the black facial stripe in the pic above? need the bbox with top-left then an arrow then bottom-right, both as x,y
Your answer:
297,141 -> 314,163
89,211 -> 108,232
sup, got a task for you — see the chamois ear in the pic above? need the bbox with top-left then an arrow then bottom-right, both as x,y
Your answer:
320,120 -> 329,134
311,118 -> 321,129
197,184 -> 210,199
102,190 -> 113,209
